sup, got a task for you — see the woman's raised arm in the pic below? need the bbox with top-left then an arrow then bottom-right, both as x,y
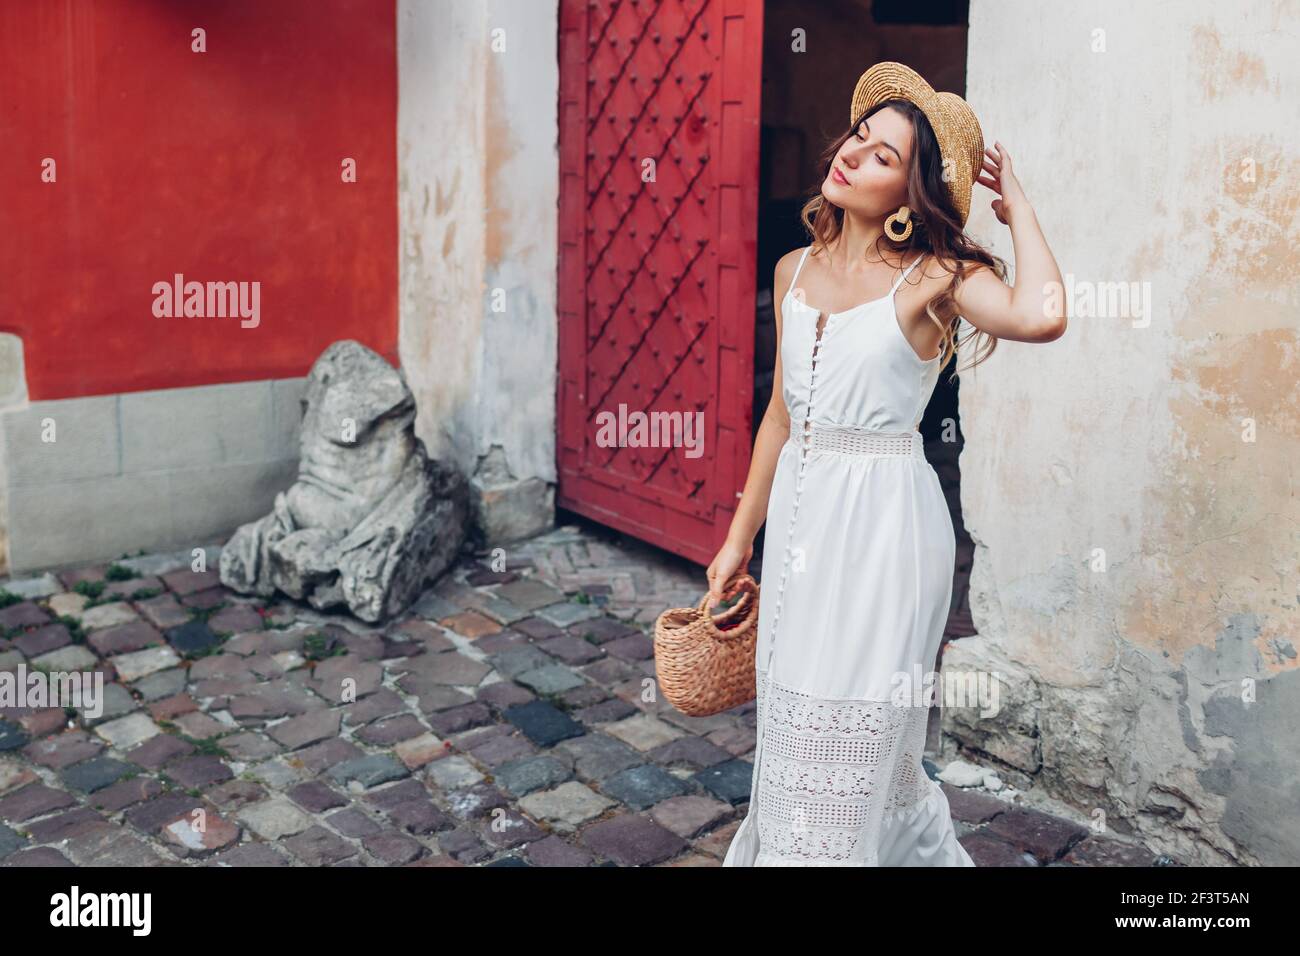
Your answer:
951,142 -> 1067,343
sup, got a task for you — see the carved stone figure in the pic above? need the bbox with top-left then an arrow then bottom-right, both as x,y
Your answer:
220,340 -> 469,622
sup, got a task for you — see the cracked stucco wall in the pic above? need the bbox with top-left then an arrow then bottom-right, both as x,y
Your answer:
950,0 -> 1299,864
397,0 -> 557,545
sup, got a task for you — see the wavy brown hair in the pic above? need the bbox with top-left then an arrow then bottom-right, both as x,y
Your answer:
799,98 -> 1007,379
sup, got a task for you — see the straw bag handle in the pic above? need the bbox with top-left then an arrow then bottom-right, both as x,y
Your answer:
696,572 -> 758,638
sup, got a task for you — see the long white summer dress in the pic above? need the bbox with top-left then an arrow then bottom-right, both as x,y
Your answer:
722,244 -> 974,867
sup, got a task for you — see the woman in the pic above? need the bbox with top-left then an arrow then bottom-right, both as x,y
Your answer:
713,62 -> 1065,866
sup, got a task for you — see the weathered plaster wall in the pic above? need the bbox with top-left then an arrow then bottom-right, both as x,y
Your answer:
951,0 -> 1299,865
398,0 -> 558,545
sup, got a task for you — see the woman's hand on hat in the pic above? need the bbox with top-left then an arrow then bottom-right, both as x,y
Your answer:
978,141 -> 1028,226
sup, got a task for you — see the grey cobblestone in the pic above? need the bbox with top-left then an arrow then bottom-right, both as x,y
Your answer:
534,601 -> 603,628
217,732 -> 280,761
268,709 -> 341,750
23,806 -> 104,842
165,755 -> 233,789
113,646 -> 182,682
504,700 -> 583,747
87,620 -> 160,656
0,782 -> 77,822
600,764 -> 691,810
61,755 -> 135,793
514,663 -> 586,696
364,829 -> 427,864
206,780 -> 268,811
393,732 -> 447,769
525,833 -> 596,866
32,644 -> 97,673
288,780 -> 347,813
385,799 -> 450,836
12,624 -> 72,657
1,846 -> 74,866
208,842 -> 290,867
124,733 -> 194,769
477,807 -> 545,850
94,713 -> 160,749
80,684 -> 139,726
463,732 -> 534,768
555,733 -> 643,780
580,813 -> 687,866
282,824 -> 356,865
426,755 -> 484,791
135,594 -> 192,630
339,688 -> 407,726
91,776 -> 163,812
23,733 -> 102,770
133,667 -> 188,701
354,714 -> 426,746
493,756 -> 570,796
81,602 -> 139,631
325,806 -> 383,838
649,735 -> 735,770
124,793 -> 205,834
649,794 -> 735,839
0,522 -> 1167,867
236,797 -> 314,840
0,602 -> 51,630
0,823 -> 26,859
518,780 -> 617,832
166,618 -> 222,656
535,633 -> 605,664
425,701 -> 494,736
327,754 -> 409,789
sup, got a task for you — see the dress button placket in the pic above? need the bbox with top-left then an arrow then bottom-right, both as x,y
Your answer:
745,320 -> 826,842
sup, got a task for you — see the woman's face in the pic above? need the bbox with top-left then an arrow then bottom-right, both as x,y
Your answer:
820,105 -> 914,219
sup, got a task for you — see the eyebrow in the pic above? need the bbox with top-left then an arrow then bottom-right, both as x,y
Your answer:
860,120 -> 903,163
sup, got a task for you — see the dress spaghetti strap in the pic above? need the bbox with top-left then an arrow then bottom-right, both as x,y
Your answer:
890,253 -> 927,295
786,245 -> 812,299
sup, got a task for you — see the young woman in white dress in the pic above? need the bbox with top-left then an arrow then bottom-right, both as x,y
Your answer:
709,63 -> 1067,866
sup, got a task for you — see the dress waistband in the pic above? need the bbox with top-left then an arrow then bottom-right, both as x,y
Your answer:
788,420 -> 925,459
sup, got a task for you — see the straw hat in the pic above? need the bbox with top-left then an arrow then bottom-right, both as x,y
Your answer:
849,61 -> 985,226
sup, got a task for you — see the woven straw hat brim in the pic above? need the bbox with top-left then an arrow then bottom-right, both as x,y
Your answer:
849,61 -> 985,226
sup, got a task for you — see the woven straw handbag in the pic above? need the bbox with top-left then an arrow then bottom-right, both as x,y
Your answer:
653,572 -> 760,717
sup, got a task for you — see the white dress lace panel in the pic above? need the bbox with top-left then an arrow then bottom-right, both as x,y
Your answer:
750,674 -> 931,865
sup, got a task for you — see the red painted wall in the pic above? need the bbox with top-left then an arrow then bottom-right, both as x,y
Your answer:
0,0 -> 398,401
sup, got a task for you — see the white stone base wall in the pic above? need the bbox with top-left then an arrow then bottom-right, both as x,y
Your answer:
0,378 -> 305,574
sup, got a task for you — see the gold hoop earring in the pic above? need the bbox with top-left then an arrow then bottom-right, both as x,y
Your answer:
884,205 -> 913,241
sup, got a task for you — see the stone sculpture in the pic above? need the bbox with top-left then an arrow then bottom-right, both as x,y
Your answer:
220,340 -> 470,622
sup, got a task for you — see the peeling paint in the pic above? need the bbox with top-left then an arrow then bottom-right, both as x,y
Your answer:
1191,24 -> 1271,100
483,51 -> 520,270
1201,669 -> 1300,865
396,0 -> 558,548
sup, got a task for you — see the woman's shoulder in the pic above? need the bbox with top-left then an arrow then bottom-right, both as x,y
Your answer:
773,245 -> 810,292
778,244 -> 810,270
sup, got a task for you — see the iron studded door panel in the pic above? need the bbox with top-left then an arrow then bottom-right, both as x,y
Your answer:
557,0 -> 763,566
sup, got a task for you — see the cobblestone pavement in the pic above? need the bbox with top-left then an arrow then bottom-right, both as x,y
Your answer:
0,519 -> 1170,867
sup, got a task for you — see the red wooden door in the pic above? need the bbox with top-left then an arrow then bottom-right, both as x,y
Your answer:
556,0 -> 763,567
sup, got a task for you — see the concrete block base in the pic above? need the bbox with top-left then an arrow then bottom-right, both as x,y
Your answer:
0,378 -> 305,574
471,476 -> 555,549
